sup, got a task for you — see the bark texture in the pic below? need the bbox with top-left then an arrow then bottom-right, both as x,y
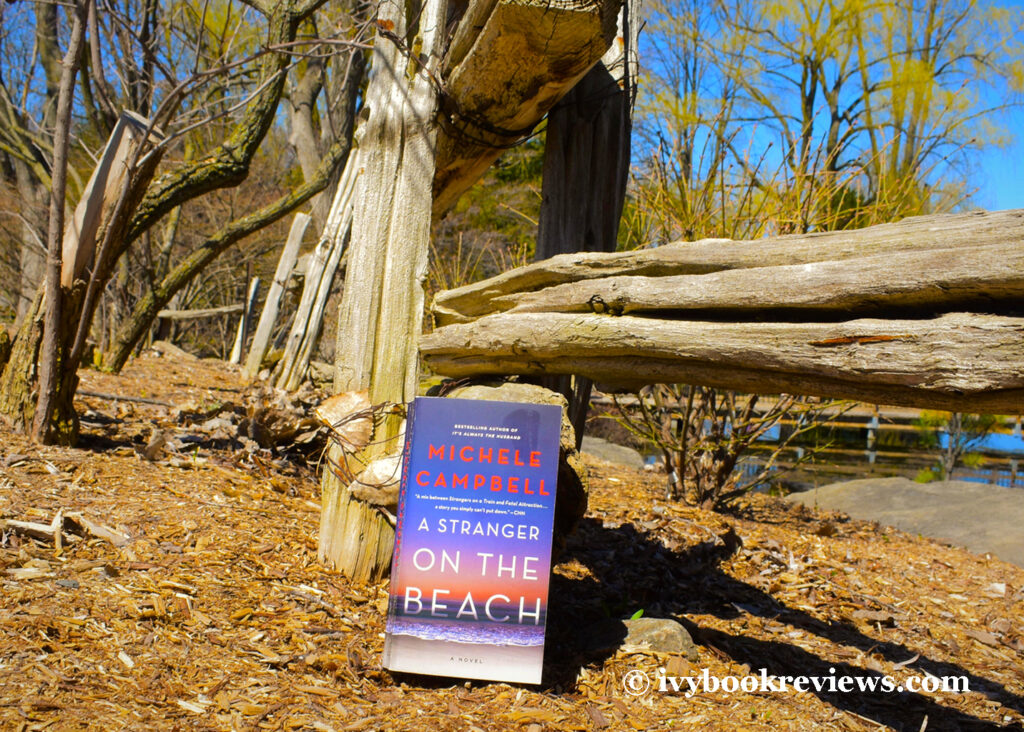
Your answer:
488,242 -> 1024,319
424,209 -> 1024,412
422,311 -> 1024,411
431,0 -> 622,215
319,0 -> 448,582
432,209 -> 1024,325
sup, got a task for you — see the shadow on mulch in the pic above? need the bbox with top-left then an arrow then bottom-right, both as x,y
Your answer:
544,518 -> 1023,732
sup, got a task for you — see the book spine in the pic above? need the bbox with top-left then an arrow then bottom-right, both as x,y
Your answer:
382,399 -> 417,666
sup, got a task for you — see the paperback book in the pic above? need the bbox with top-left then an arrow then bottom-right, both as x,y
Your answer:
382,396 -> 562,684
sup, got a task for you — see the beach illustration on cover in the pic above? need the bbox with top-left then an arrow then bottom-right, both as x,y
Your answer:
383,397 -> 561,684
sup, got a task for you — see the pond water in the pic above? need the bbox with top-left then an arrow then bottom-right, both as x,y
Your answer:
742,419 -> 1024,490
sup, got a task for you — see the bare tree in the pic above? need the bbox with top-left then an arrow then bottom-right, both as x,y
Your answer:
0,0 -> 348,443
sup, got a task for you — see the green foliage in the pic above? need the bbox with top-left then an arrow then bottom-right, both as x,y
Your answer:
633,0 -> 1024,240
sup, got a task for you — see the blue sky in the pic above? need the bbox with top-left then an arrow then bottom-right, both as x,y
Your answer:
975,0 -> 1024,211
976,105 -> 1024,211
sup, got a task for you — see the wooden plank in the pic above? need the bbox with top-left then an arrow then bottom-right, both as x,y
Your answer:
320,0 -> 448,581
421,311 -> 1024,412
275,233 -> 330,388
431,209 -> 1024,324
229,276 -> 260,364
491,241 -> 1024,318
242,212 -> 310,381
276,152 -> 360,391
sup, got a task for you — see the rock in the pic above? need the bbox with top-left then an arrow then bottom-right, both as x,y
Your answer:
580,435 -> 645,469
442,379 -> 589,555
621,618 -> 699,659
787,477 -> 1024,567
580,617 -> 700,660
200,416 -> 236,432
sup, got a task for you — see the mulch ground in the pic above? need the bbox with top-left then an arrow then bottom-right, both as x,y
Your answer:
1,353 -> 1022,731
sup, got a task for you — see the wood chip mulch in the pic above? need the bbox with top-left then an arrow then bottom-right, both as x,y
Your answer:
1,353 -> 1022,731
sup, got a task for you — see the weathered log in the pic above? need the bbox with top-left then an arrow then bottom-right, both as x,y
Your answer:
320,0 -> 447,582
532,1 -> 639,444
61,112 -> 163,288
421,311 -> 1024,412
432,0 -> 621,215
490,242 -> 1024,319
276,233 -> 331,388
275,151 -> 359,391
156,304 -> 244,320
535,2 -> 637,261
242,213 -> 310,381
432,209 -> 1024,324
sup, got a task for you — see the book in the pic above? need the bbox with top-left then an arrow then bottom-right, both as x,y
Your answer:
382,395 -> 562,684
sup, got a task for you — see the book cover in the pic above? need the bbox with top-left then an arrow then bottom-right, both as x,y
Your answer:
382,396 -> 562,684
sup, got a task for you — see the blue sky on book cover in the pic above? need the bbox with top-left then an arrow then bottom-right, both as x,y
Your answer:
387,396 -> 561,648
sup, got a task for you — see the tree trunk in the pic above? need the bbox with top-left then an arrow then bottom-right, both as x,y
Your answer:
32,0 -> 86,443
431,0 -> 622,215
0,114 -> 163,443
533,0 -> 638,445
102,137 -> 350,373
91,0 -> 336,374
318,0 -> 448,582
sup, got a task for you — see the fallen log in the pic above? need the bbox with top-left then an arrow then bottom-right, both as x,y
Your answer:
432,209 -> 1024,324
487,241 -> 1024,319
156,304 -> 244,320
420,311 -> 1024,412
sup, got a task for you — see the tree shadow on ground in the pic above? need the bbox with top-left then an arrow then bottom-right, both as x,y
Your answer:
544,517 -> 1022,731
